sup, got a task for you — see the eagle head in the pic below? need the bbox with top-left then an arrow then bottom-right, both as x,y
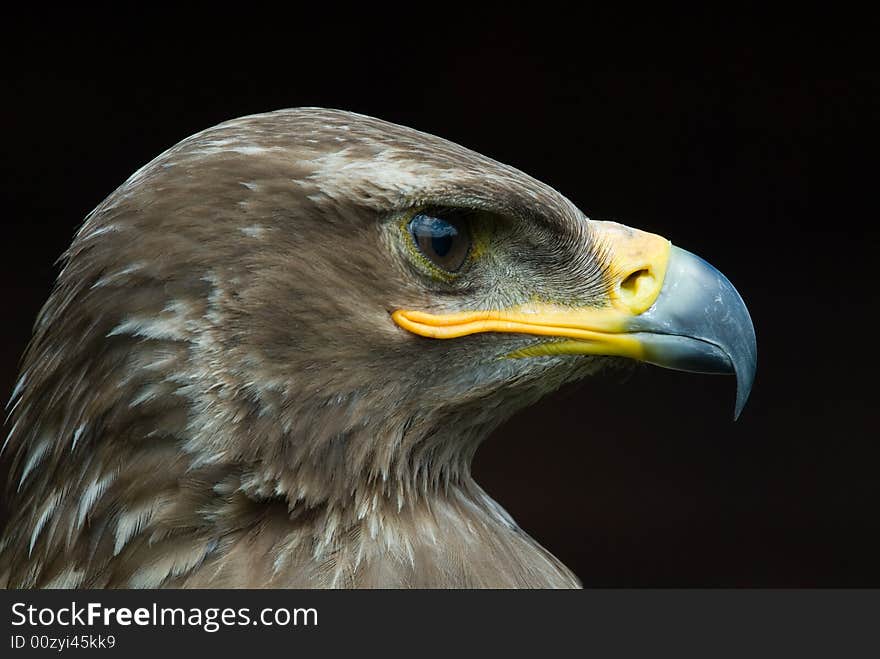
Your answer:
1,109 -> 755,588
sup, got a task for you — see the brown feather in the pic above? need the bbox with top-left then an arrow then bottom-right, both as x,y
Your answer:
0,108 -> 609,588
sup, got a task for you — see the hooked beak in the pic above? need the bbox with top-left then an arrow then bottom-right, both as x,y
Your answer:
392,220 -> 757,419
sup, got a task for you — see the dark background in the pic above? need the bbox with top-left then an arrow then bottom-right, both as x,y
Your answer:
2,10 -> 873,586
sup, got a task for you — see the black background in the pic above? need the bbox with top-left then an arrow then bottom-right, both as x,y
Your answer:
2,10 -> 874,586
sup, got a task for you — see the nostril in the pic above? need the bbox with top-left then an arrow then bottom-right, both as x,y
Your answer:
621,268 -> 650,295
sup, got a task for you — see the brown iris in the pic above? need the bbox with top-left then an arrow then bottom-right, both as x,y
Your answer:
408,212 -> 471,273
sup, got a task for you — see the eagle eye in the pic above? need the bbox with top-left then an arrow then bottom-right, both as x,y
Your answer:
408,212 -> 471,273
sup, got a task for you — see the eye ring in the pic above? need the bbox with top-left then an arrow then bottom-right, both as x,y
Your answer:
407,211 -> 472,274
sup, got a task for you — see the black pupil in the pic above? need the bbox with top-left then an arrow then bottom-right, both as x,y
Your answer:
413,215 -> 458,257
432,233 -> 453,257
408,212 -> 471,273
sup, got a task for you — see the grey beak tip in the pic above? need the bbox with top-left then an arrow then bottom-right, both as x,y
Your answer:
733,392 -> 748,421
633,245 -> 757,421
732,324 -> 757,421
732,356 -> 756,421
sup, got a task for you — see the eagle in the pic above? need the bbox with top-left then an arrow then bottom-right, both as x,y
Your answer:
0,109 -> 755,588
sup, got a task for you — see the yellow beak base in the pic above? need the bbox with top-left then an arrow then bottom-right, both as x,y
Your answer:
390,307 -> 648,360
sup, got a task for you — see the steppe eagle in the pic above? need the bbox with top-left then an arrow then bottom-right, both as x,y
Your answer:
0,109 -> 755,588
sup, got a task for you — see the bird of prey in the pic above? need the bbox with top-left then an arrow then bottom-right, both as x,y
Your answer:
0,109 -> 755,588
